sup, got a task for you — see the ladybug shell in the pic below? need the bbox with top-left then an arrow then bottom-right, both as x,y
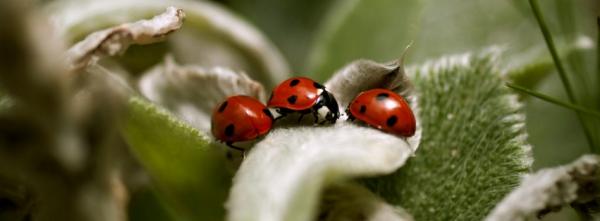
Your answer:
267,77 -> 322,111
348,89 -> 416,137
211,95 -> 273,143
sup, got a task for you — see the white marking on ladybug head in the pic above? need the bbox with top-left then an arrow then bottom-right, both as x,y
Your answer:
317,105 -> 331,121
269,107 -> 283,119
316,88 -> 324,95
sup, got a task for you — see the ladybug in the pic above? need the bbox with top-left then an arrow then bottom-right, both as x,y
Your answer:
346,88 -> 416,137
211,95 -> 274,151
267,77 -> 339,124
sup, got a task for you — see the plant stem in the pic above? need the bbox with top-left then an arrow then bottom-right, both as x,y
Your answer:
507,83 -> 600,118
528,0 -> 598,153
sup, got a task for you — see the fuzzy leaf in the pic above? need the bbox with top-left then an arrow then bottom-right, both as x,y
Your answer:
47,0 -> 289,86
324,57 -> 411,108
226,56 -> 422,221
65,6 -> 185,71
122,97 -> 231,221
485,154 -> 600,221
226,124 -> 415,221
139,57 -> 266,132
364,51 -> 532,221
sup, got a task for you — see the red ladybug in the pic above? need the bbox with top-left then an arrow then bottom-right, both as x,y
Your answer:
267,77 -> 339,124
346,88 -> 416,137
211,95 -> 274,150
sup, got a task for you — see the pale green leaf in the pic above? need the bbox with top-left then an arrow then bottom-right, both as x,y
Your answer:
364,51 -> 532,221
138,57 -> 266,132
485,154 -> 600,221
46,0 -> 289,86
64,6 -> 185,71
226,124 -> 415,221
122,97 -> 231,221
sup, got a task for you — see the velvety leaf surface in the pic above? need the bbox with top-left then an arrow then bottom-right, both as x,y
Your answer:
485,154 -> 600,221
122,97 -> 231,221
46,0 -> 289,86
365,52 -> 532,221
226,124 -> 415,221
138,57 -> 266,132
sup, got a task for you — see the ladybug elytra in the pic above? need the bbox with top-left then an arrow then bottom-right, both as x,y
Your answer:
347,88 -> 416,137
211,95 -> 274,150
267,77 -> 340,124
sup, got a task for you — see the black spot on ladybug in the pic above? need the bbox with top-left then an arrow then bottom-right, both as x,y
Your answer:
225,124 -> 235,137
313,82 -> 324,89
263,108 -> 274,120
289,79 -> 300,87
376,93 -> 389,101
359,105 -> 367,114
386,115 -> 397,127
218,101 -> 228,112
287,95 -> 298,104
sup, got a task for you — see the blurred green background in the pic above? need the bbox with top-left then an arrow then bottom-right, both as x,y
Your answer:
5,0 -> 598,220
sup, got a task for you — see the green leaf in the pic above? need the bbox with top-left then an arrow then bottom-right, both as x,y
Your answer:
128,187 -> 175,221
364,52 -> 532,221
122,97 -> 231,221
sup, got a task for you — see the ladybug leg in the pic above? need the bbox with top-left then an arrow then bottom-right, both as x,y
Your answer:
226,142 -> 245,152
297,113 -> 306,122
325,109 -> 339,124
346,109 -> 355,121
297,109 -> 312,123
226,142 -> 247,159
312,110 -> 320,124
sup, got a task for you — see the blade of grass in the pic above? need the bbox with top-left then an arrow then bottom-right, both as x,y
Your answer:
528,0 -> 577,102
528,0 -> 598,153
597,17 -> 600,110
506,83 -> 600,118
